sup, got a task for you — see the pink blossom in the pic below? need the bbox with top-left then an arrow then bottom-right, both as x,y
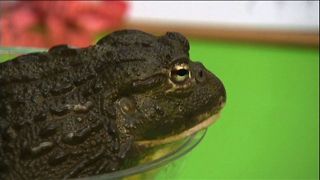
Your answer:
0,1 -> 128,48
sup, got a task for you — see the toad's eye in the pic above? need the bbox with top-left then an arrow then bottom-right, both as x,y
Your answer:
170,64 -> 190,83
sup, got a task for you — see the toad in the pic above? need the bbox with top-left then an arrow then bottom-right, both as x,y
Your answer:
0,30 -> 226,179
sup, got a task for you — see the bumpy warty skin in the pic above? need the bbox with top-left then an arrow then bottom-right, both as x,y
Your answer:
0,30 -> 226,179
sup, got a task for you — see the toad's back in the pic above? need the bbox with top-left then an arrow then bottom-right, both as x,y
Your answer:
0,30 -> 161,179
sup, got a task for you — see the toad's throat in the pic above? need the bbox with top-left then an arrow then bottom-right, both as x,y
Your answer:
135,112 -> 221,147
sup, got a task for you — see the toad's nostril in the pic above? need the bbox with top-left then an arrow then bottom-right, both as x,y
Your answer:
196,69 -> 206,83
198,70 -> 203,78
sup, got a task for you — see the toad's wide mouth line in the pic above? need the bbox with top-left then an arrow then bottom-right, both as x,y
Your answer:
135,113 -> 221,147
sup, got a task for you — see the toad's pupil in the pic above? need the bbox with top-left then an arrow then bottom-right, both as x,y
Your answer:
171,69 -> 189,82
177,69 -> 189,76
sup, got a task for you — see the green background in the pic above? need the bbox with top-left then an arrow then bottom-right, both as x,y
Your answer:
174,40 -> 319,179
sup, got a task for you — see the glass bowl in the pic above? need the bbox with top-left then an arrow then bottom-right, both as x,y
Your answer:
79,130 -> 207,180
0,47 -> 208,180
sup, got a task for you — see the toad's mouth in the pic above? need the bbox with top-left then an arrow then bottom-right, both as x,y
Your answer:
135,108 -> 223,147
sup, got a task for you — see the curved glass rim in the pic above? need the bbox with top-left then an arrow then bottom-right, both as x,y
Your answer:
0,46 -> 47,54
77,129 -> 207,180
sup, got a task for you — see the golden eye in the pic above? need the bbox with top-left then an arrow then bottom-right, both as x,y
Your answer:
170,64 -> 190,83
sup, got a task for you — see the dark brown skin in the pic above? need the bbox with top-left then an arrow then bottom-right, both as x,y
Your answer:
0,30 -> 226,179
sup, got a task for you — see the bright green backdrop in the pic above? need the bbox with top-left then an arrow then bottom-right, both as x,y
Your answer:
174,40 -> 319,179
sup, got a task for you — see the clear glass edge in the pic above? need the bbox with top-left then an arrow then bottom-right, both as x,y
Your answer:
0,46 -> 47,54
76,129 -> 207,180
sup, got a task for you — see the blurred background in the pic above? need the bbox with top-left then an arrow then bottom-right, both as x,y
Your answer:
0,1 -> 319,47
0,1 -> 319,179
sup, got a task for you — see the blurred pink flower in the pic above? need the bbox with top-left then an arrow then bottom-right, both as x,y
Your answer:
0,1 -> 128,47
